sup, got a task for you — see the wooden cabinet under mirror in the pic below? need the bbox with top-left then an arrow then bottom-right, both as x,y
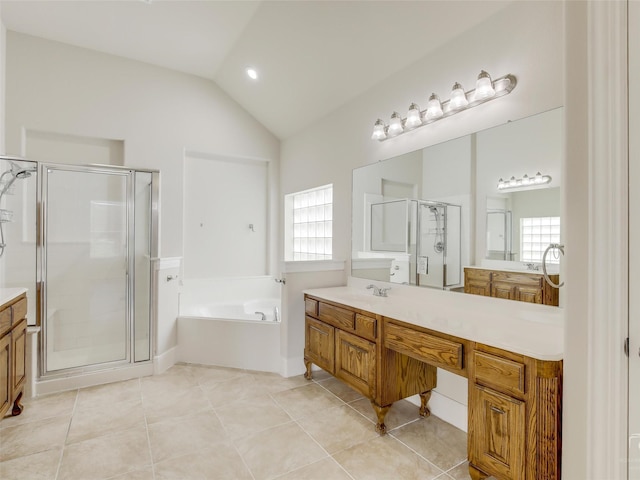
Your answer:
0,292 -> 28,420
464,267 -> 559,306
303,289 -> 562,480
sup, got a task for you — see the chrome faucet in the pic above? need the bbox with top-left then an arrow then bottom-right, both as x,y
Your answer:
524,263 -> 540,271
367,284 -> 391,297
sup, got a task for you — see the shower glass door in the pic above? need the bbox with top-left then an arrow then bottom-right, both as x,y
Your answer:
43,166 -> 130,372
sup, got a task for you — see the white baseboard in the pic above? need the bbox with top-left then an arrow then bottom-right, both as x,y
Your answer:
281,355 -> 306,378
154,346 -> 178,375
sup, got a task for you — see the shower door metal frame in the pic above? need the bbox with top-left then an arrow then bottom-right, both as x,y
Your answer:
37,163 -> 159,378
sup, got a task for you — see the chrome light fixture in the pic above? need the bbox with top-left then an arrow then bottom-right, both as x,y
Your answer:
371,71 -> 516,141
387,112 -> 404,136
497,172 -> 552,191
405,103 -> 423,129
474,70 -> 495,99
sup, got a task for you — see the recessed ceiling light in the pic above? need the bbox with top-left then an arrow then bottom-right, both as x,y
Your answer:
246,67 -> 258,80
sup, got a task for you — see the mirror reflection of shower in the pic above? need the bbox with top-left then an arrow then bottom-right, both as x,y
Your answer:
428,205 -> 445,254
0,161 -> 37,257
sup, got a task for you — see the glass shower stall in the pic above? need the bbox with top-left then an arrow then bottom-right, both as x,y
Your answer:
39,163 -> 159,376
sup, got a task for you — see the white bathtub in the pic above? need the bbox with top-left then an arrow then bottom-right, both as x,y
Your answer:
177,277 -> 282,373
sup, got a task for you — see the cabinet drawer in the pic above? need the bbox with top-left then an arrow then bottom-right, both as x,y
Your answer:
492,271 -> 542,287
473,351 -> 526,397
318,302 -> 355,331
305,297 -> 318,316
465,269 -> 491,283
0,307 -> 10,338
11,297 -> 27,324
355,314 -> 376,341
384,322 -> 463,372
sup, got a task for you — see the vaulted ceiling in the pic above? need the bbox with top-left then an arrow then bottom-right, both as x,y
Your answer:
0,0 -> 513,139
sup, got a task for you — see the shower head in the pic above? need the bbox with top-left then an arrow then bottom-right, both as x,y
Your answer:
9,161 -> 36,179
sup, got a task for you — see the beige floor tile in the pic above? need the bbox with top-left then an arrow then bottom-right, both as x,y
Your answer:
147,410 -> 227,463
0,415 -> 70,462
215,393 -> 292,440
202,374 -> 269,407
275,457 -> 352,480
109,467 -> 155,480
0,390 -> 77,429
140,369 -> 199,399
249,372 -> 310,394
391,416 -> 467,471
271,383 -> 344,420
187,363 -> 249,386
307,368 -> 332,382
235,421 -> 327,480
316,376 -> 365,403
298,404 -> 378,454
334,434 -> 444,480
348,397 -> 421,431
0,448 -> 61,480
142,385 -> 212,424
66,399 -> 146,444
57,426 -> 151,480
154,443 -> 252,480
444,461 -> 496,480
75,378 -> 142,411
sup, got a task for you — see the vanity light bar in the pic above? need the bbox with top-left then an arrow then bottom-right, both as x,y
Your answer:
497,172 -> 552,191
371,71 -> 517,141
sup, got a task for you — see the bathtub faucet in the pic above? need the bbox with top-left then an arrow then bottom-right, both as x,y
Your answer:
255,311 -> 267,321
366,284 -> 390,297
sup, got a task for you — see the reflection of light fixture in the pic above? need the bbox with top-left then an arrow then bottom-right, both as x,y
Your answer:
405,103 -> 422,129
497,172 -> 552,191
371,71 -> 516,141
388,112 -> 404,136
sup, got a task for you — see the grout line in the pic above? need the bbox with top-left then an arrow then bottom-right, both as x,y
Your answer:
139,377 -> 157,480
53,388 -> 79,480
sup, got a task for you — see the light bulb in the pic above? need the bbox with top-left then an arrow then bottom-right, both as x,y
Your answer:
388,112 -> 404,136
371,119 -> 387,140
425,93 -> 443,120
497,178 -> 505,189
449,82 -> 469,110
475,70 -> 495,99
535,172 -> 543,183
246,67 -> 258,80
521,174 -> 530,185
509,176 -> 517,187
405,103 -> 422,129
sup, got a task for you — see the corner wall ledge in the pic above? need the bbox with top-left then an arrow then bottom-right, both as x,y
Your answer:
282,259 -> 345,274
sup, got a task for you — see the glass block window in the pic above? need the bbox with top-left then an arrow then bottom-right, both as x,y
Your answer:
520,216 -> 561,263
285,184 -> 333,261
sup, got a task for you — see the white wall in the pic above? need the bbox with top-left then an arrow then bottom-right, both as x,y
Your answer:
5,32 -> 280,259
281,1 -> 563,410
0,16 -> 5,154
4,32 -> 280,358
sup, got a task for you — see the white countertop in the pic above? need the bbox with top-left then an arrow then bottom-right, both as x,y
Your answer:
0,287 -> 27,307
304,280 -> 564,361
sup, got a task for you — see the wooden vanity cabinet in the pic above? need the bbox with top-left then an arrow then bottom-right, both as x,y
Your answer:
464,268 -> 559,306
304,295 -> 435,433
468,345 -> 562,480
0,293 -> 27,419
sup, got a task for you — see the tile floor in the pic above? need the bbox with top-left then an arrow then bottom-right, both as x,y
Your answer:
0,364 -> 476,480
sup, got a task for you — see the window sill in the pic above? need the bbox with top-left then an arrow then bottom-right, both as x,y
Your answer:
282,259 -> 346,273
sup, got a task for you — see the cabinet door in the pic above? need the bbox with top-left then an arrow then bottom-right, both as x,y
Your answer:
11,319 -> 27,394
0,333 -> 10,417
305,316 -> 335,373
469,384 -> 525,479
514,285 -> 543,304
464,270 -> 491,296
491,282 -> 515,300
334,329 -> 376,398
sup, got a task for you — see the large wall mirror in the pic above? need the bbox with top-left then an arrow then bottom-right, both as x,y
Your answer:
352,107 -> 563,288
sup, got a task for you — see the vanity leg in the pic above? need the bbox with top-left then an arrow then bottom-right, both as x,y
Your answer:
304,359 -> 313,380
468,464 -> 489,480
11,391 -> 23,416
418,390 -> 432,418
370,401 -> 391,435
